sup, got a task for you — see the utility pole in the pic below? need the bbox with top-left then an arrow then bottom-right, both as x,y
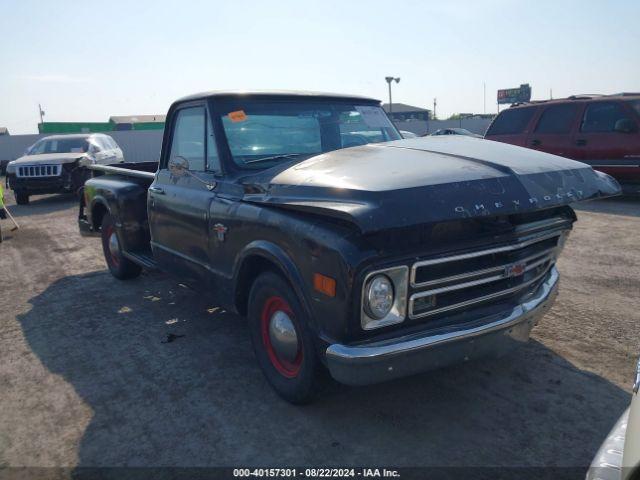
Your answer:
385,76 -> 400,116
433,98 -> 437,120
38,104 -> 45,125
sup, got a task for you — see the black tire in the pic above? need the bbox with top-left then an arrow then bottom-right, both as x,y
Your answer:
248,271 -> 320,404
15,191 -> 29,205
100,213 -> 142,280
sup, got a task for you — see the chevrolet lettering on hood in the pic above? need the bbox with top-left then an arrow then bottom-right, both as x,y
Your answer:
454,189 -> 587,216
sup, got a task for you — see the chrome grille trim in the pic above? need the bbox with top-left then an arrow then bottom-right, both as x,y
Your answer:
16,164 -> 61,178
407,217 -> 571,321
411,247 -> 557,296
409,265 -> 554,320
410,229 -> 565,288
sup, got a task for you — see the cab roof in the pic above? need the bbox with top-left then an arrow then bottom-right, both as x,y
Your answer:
175,90 -> 381,104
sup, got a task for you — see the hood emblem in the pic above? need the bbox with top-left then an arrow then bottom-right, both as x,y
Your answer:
505,262 -> 526,278
213,223 -> 228,242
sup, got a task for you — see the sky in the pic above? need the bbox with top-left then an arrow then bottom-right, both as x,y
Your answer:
1,0 -> 639,134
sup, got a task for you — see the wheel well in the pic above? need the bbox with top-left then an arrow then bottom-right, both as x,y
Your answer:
92,203 -> 108,231
235,255 -> 285,316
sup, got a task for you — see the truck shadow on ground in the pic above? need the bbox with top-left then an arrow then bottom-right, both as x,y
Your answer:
5,193 -> 77,217
17,270 -> 630,469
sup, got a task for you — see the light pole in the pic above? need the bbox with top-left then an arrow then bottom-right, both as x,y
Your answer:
483,82 -> 486,114
385,76 -> 400,116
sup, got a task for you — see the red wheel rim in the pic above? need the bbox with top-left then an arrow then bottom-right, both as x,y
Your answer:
261,296 -> 303,378
104,224 -> 120,267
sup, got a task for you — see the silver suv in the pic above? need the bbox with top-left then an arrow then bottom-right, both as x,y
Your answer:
6,133 -> 124,205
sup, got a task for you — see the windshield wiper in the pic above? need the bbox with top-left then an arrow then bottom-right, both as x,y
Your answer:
244,153 -> 303,165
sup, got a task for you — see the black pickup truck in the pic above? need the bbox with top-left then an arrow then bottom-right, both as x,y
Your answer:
78,91 -> 620,403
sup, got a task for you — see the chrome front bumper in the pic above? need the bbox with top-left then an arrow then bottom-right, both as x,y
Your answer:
326,267 -> 559,386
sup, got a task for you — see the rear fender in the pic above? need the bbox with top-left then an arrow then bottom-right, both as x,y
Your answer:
83,179 -> 148,252
90,195 -> 111,231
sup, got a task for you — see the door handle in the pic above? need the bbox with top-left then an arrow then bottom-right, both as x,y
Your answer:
576,139 -> 587,146
531,139 -> 541,147
149,186 -> 165,195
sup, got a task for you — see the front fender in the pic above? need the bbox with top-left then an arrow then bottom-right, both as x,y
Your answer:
233,239 -> 315,328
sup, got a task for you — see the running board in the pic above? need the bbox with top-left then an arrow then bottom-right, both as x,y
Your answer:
123,250 -> 158,269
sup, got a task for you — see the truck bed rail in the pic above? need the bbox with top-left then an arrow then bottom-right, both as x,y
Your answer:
88,164 -> 156,180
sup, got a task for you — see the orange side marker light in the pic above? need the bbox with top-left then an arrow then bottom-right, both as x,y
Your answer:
313,273 -> 336,297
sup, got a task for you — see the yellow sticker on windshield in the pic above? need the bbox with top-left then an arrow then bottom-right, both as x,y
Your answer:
228,110 -> 247,122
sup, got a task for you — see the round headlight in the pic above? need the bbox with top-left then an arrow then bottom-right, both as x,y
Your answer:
365,274 -> 394,320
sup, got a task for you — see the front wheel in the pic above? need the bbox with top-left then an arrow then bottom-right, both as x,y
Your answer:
248,272 -> 321,404
100,213 -> 142,280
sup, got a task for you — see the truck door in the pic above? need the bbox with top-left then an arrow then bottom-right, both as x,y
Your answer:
573,101 -> 640,185
148,104 -> 218,283
526,103 -> 581,159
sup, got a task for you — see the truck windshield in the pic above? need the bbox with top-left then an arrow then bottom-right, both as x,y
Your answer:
218,101 -> 401,169
29,138 -> 89,155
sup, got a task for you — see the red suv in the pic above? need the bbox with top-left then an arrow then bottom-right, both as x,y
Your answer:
485,94 -> 640,194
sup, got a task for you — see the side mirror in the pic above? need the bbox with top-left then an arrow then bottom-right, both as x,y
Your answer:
169,156 -> 189,177
614,118 -> 638,134
167,155 -> 216,190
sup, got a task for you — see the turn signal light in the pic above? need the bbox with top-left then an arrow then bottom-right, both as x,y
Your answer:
314,273 -> 336,297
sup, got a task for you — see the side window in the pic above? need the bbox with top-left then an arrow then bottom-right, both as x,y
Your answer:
486,107 -> 536,135
169,107 -> 206,171
534,104 -> 578,134
626,99 -> 640,117
206,114 -> 220,172
581,102 -> 633,133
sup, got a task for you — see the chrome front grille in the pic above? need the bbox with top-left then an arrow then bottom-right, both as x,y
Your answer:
408,218 -> 570,320
16,164 -> 61,178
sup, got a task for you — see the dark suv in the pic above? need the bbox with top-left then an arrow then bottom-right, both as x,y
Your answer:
485,94 -> 640,194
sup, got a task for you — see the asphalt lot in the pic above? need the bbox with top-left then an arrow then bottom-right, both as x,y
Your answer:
0,182 -> 639,473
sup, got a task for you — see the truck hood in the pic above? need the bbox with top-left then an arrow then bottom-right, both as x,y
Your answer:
241,136 -> 621,233
9,153 -> 86,167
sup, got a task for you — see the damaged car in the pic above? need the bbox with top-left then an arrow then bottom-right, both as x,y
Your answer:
6,133 -> 123,204
77,91 -> 620,403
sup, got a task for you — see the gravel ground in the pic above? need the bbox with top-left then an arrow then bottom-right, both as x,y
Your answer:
0,183 -> 638,475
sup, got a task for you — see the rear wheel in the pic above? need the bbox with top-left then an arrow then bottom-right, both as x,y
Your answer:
15,191 -> 29,205
100,213 -> 142,280
248,272 -> 320,404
